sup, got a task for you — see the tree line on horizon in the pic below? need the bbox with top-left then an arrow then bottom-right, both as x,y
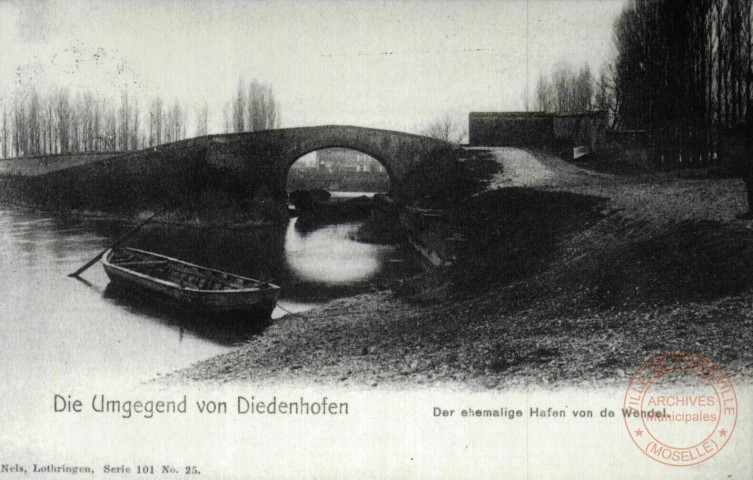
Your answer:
0,88 -> 193,159
533,0 -> 752,168
534,62 -> 605,116
607,0 -> 752,166
0,78 -> 280,159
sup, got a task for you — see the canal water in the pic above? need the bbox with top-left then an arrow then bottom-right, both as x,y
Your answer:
0,200 -> 419,387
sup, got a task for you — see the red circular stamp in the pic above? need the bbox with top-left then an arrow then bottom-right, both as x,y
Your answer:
623,352 -> 737,466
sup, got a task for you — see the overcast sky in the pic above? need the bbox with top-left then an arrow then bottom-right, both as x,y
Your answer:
0,0 -> 626,134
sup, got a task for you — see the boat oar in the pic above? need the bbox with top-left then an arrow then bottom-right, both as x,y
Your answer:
68,206 -> 169,278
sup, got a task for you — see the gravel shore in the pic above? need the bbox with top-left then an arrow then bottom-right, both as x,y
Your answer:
160,149 -> 753,389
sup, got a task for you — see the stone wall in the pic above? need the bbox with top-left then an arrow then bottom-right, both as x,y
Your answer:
469,111 -> 606,154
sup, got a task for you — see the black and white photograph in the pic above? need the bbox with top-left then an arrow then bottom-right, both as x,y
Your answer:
0,0 -> 751,477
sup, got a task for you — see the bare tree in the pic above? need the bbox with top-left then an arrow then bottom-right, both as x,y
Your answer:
264,83 -> 279,129
421,114 -> 467,143
47,100 -> 55,154
92,99 -> 100,151
101,100 -> 118,151
195,102 -> 209,137
55,89 -> 71,154
164,100 -> 185,143
118,91 -> 130,151
27,88 -> 42,155
1,106 -> 8,159
233,78 -> 246,133
535,74 -> 555,112
130,99 -> 140,150
16,93 -> 29,157
149,97 -> 164,146
248,80 -> 262,131
574,65 -> 593,111
222,102 -> 231,133
80,92 -> 94,152
13,95 -> 24,157
594,63 -> 618,128
41,96 -> 52,154
70,95 -> 80,153
535,62 -> 594,114
247,80 -> 280,131
551,62 -> 575,113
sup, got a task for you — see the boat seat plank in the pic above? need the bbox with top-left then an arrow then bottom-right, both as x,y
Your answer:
113,260 -> 170,267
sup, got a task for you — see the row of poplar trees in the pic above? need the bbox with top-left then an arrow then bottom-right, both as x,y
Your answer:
0,89 -> 191,159
611,0 -> 753,166
0,78 -> 281,159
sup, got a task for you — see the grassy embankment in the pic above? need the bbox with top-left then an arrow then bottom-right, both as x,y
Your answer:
162,148 -> 753,388
0,176 -> 287,228
0,146 -> 288,228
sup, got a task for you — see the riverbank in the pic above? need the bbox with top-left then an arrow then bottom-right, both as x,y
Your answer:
160,148 -> 753,389
0,137 -> 296,228
0,200 -> 281,229
0,175 -> 287,229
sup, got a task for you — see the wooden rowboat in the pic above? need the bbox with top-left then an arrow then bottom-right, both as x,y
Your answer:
102,247 -> 280,317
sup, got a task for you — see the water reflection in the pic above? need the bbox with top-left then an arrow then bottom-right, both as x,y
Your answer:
285,221 -> 381,285
103,283 -> 272,346
0,203 -> 419,382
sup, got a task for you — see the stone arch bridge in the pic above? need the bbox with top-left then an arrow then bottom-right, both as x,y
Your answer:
204,125 -> 452,200
16,126 -> 453,213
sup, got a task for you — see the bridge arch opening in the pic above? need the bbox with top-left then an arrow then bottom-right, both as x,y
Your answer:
286,147 -> 392,195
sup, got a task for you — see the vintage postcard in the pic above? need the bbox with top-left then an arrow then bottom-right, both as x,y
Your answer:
1,0 -> 751,478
